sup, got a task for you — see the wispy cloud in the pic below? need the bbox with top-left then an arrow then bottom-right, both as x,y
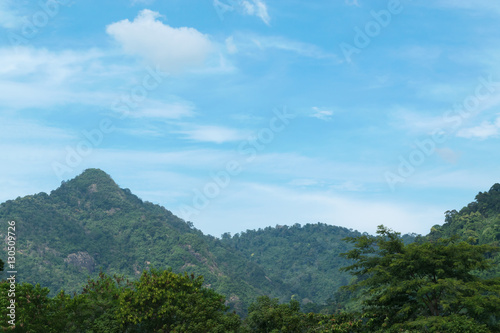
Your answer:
229,33 -> 339,61
310,107 -> 333,121
177,125 -> 250,144
0,47 -> 117,109
344,0 -> 360,8
106,9 -> 214,73
241,0 -> 271,25
0,1 -> 21,29
389,108 -> 450,134
178,182 -> 444,236
330,181 -> 365,192
457,116 -> 500,139
0,117 -> 74,142
125,100 -> 196,119
0,47 -> 103,81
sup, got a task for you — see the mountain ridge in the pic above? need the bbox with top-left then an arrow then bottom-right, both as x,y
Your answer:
3,168 -> 498,313
1,168 -> 357,312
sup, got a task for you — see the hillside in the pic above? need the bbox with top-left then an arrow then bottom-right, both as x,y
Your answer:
0,169 -> 288,312
221,224 -> 360,307
0,168 -> 361,313
3,168 -> 498,315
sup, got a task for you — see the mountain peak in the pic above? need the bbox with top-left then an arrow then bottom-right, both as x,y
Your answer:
71,168 -> 117,188
51,168 -> 128,210
59,168 -> 120,193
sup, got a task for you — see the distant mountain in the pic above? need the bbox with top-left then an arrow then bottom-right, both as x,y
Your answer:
0,169 -> 361,313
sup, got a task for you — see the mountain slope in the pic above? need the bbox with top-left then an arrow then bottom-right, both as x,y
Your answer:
0,169 -> 288,312
221,224 -> 360,306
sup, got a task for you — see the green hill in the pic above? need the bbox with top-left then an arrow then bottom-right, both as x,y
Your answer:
0,168 -> 362,313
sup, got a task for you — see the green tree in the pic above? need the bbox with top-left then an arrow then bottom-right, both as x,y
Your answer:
55,271 -> 128,332
243,296 -> 305,333
341,225 -> 500,332
118,268 -> 240,332
0,282 -> 65,332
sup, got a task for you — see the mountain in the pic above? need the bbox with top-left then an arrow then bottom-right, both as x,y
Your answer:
220,224 -> 360,307
1,168 -> 499,315
0,168 -> 361,313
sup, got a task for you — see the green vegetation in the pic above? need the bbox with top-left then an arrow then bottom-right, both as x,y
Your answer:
0,169 -> 366,312
0,169 -> 499,331
341,226 -> 500,332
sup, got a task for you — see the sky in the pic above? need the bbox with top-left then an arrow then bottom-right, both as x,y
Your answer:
1,0 -> 500,237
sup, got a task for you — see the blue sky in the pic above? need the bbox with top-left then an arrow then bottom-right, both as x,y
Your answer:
2,0 -> 500,237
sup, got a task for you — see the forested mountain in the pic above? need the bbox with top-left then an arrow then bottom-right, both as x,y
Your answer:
1,169 -> 499,331
0,169 -> 363,313
220,224 -> 359,308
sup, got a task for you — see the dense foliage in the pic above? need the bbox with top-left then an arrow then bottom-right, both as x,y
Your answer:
0,169 -> 368,312
341,226 -> 500,332
221,223 -> 363,307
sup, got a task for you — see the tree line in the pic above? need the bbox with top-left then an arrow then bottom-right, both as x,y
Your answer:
1,225 -> 499,332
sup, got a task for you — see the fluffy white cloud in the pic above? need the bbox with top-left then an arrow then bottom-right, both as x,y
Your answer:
106,10 -> 214,73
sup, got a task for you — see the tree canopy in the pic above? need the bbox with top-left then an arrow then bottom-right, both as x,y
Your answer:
341,225 -> 500,332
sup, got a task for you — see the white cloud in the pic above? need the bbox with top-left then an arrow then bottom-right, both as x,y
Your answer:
0,47 -> 103,81
0,47 -> 117,109
310,107 -> 333,121
456,116 -> 500,139
177,125 -> 250,144
106,9 -> 214,73
241,0 -> 271,25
